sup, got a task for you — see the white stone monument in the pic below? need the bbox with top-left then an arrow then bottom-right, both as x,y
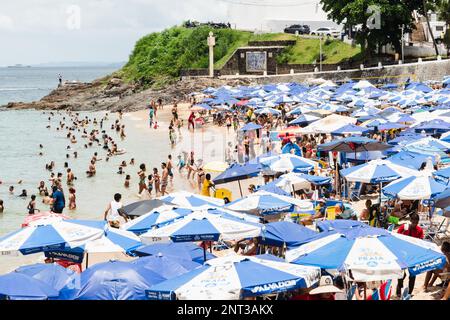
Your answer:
207,32 -> 216,78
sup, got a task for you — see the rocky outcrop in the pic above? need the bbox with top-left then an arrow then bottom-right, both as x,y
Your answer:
1,76 -> 254,112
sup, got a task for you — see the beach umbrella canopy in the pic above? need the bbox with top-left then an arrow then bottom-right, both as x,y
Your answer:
239,122 -> 262,132
160,191 -> 224,209
340,159 -> 419,183
133,242 -> 216,264
352,80 -> 376,90
132,254 -> 201,280
253,108 -> 282,116
43,226 -> 143,264
286,227 -> 446,282
387,151 -> 434,170
121,199 -> 174,218
414,119 -> 450,133
146,255 -> 321,300
203,161 -> 229,173
74,260 -> 166,300
318,137 -> 392,153
14,263 -> 79,300
258,221 -> 318,248
288,114 -> 320,126
139,210 -> 262,245
434,167 -> 450,184
316,220 -> 369,233
256,181 -> 291,197
434,188 -> 450,208
300,114 -> 357,134
259,154 -> 317,173
0,219 -> 105,256
0,272 -> 60,300
121,206 -> 192,235
213,163 -> 261,185
331,124 -> 371,136
225,192 -> 295,216
382,175 -> 447,200
272,172 -> 331,194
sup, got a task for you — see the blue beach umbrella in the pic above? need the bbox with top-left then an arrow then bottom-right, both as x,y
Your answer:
316,220 -> 369,233
132,254 -> 201,280
159,191 -> 224,209
387,151 -> 434,170
340,159 -> 418,183
121,206 -> 192,235
259,154 -> 317,173
140,210 -> 262,245
133,242 -> 216,264
286,227 -> 446,281
14,263 -> 79,300
0,272 -> 60,300
253,108 -> 281,116
74,260 -> 166,300
213,163 -> 261,197
434,188 -> 450,209
146,255 -> 321,300
271,172 -> 331,194
382,175 -> 448,200
434,167 -> 450,184
239,122 -> 263,132
331,124 -> 371,136
378,122 -> 408,131
289,114 -> 320,126
414,119 -> 450,133
225,191 -> 295,216
318,136 -> 391,153
0,219 -> 105,256
258,221 -> 318,248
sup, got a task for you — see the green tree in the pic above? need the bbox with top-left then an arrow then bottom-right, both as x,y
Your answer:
320,0 -> 427,60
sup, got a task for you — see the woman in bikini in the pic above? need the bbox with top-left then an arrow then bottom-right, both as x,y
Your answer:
137,164 -> 147,195
153,168 -> 161,196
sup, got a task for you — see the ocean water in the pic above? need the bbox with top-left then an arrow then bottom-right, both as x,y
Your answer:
0,66 -> 118,106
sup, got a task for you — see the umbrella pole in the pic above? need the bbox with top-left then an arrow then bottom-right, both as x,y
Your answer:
379,182 -> 383,227
238,180 -> 243,198
203,245 -> 207,263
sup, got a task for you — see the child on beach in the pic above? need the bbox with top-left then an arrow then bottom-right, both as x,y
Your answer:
124,175 -> 131,188
177,154 -> 186,173
68,188 -> 76,210
147,174 -> 154,196
153,168 -> 161,196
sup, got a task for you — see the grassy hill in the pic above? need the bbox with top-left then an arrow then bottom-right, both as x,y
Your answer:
118,26 -> 361,88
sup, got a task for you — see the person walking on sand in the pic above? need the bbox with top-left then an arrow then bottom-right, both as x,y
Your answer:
148,105 -> 155,128
157,98 -> 163,110
103,193 -> 128,229
201,174 -> 215,197
188,112 -> 195,131
160,163 -> 169,196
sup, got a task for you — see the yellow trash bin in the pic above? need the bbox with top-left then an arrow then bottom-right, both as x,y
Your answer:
214,188 -> 232,202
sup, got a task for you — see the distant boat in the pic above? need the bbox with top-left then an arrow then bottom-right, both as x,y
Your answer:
7,64 -> 32,68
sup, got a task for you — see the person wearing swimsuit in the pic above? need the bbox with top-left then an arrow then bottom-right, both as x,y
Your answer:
137,164 -> 147,195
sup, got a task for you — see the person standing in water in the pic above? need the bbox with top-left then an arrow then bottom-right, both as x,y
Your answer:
27,195 -> 37,214
51,186 -> 65,214
153,168 -> 161,196
160,163 -> 169,196
167,155 -> 174,185
137,164 -> 147,195
68,188 -> 76,210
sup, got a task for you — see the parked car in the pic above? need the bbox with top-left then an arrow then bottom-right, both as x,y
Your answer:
310,27 -> 341,38
283,24 -> 310,35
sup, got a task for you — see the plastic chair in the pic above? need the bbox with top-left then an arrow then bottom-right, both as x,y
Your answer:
349,182 -> 362,201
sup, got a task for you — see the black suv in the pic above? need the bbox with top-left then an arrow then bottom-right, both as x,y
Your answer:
284,24 -> 310,35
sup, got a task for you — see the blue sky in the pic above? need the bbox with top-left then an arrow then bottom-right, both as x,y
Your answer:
0,0 -> 327,66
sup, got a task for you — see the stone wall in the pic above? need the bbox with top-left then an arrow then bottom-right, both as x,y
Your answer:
248,58 -> 450,84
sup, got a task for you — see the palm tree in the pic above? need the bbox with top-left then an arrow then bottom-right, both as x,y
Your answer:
422,0 -> 439,56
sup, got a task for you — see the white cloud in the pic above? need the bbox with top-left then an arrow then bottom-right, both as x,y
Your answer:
0,14 -> 14,30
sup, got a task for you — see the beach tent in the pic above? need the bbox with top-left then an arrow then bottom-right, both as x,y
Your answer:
258,221 -> 318,248
299,114 -> 357,134
73,260 -> 165,300
133,242 -> 216,264
132,254 -> 201,280
146,255 -> 320,300
286,227 -> 446,282
0,272 -> 60,300
259,154 -> 317,173
382,174 -> 448,200
121,206 -> 192,235
0,219 -> 105,256
159,191 -> 224,209
14,263 -> 79,300
340,159 -> 419,184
